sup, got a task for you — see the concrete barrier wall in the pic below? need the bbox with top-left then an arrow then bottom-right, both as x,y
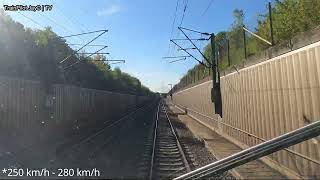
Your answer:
0,76 -> 150,136
172,41 -> 320,178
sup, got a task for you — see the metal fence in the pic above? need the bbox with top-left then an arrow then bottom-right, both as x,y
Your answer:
0,76 -> 150,136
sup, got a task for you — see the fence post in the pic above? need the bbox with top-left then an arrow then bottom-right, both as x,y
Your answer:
243,25 -> 247,61
227,39 -> 231,67
197,69 -> 200,81
268,2 -> 274,46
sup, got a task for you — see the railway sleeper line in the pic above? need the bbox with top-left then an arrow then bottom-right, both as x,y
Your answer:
139,102 -> 196,179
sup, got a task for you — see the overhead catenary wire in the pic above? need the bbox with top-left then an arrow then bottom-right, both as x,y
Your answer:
179,0 -> 189,26
6,1 -> 123,71
167,0 -> 180,56
4,0 -> 43,29
170,39 -> 209,68
79,53 -> 110,54
51,0 -> 90,33
169,0 -> 189,56
15,0 -> 85,43
16,11 -> 45,29
109,61 -> 125,65
179,27 -> 211,36
201,0 -> 215,17
68,44 -> 108,47
178,27 -> 212,66
33,0 -> 88,33
169,57 -> 186,63
63,45 -> 108,70
163,55 -> 191,59
177,47 -> 196,51
61,30 -> 108,38
93,59 -> 125,62
171,38 -> 209,41
59,30 -> 108,64
13,8 -> 98,63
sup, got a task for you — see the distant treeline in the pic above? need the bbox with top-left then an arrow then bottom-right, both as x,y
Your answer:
174,0 -> 320,91
0,10 -> 152,95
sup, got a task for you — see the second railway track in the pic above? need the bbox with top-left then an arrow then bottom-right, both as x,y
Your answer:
147,102 -> 192,179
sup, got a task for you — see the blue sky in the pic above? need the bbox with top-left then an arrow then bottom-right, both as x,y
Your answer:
1,0 -> 273,92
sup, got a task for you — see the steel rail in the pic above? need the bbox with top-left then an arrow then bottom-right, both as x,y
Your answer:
149,102 -> 191,179
174,120 -> 320,179
173,103 -> 320,166
164,105 -> 191,172
149,102 -> 161,180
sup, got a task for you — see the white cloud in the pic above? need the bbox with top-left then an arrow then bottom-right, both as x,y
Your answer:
97,5 -> 121,16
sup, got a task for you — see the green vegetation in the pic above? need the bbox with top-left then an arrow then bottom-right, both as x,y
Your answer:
174,0 -> 320,91
0,10 -> 152,95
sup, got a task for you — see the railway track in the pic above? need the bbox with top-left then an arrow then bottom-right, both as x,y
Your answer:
143,102 -> 192,179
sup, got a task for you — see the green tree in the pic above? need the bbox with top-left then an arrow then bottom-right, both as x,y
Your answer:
0,11 -> 152,95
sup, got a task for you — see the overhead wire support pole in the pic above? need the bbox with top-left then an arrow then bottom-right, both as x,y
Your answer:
170,40 -> 209,68
178,27 -> 212,66
59,29 -> 108,64
210,33 -> 222,117
211,33 -> 216,95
